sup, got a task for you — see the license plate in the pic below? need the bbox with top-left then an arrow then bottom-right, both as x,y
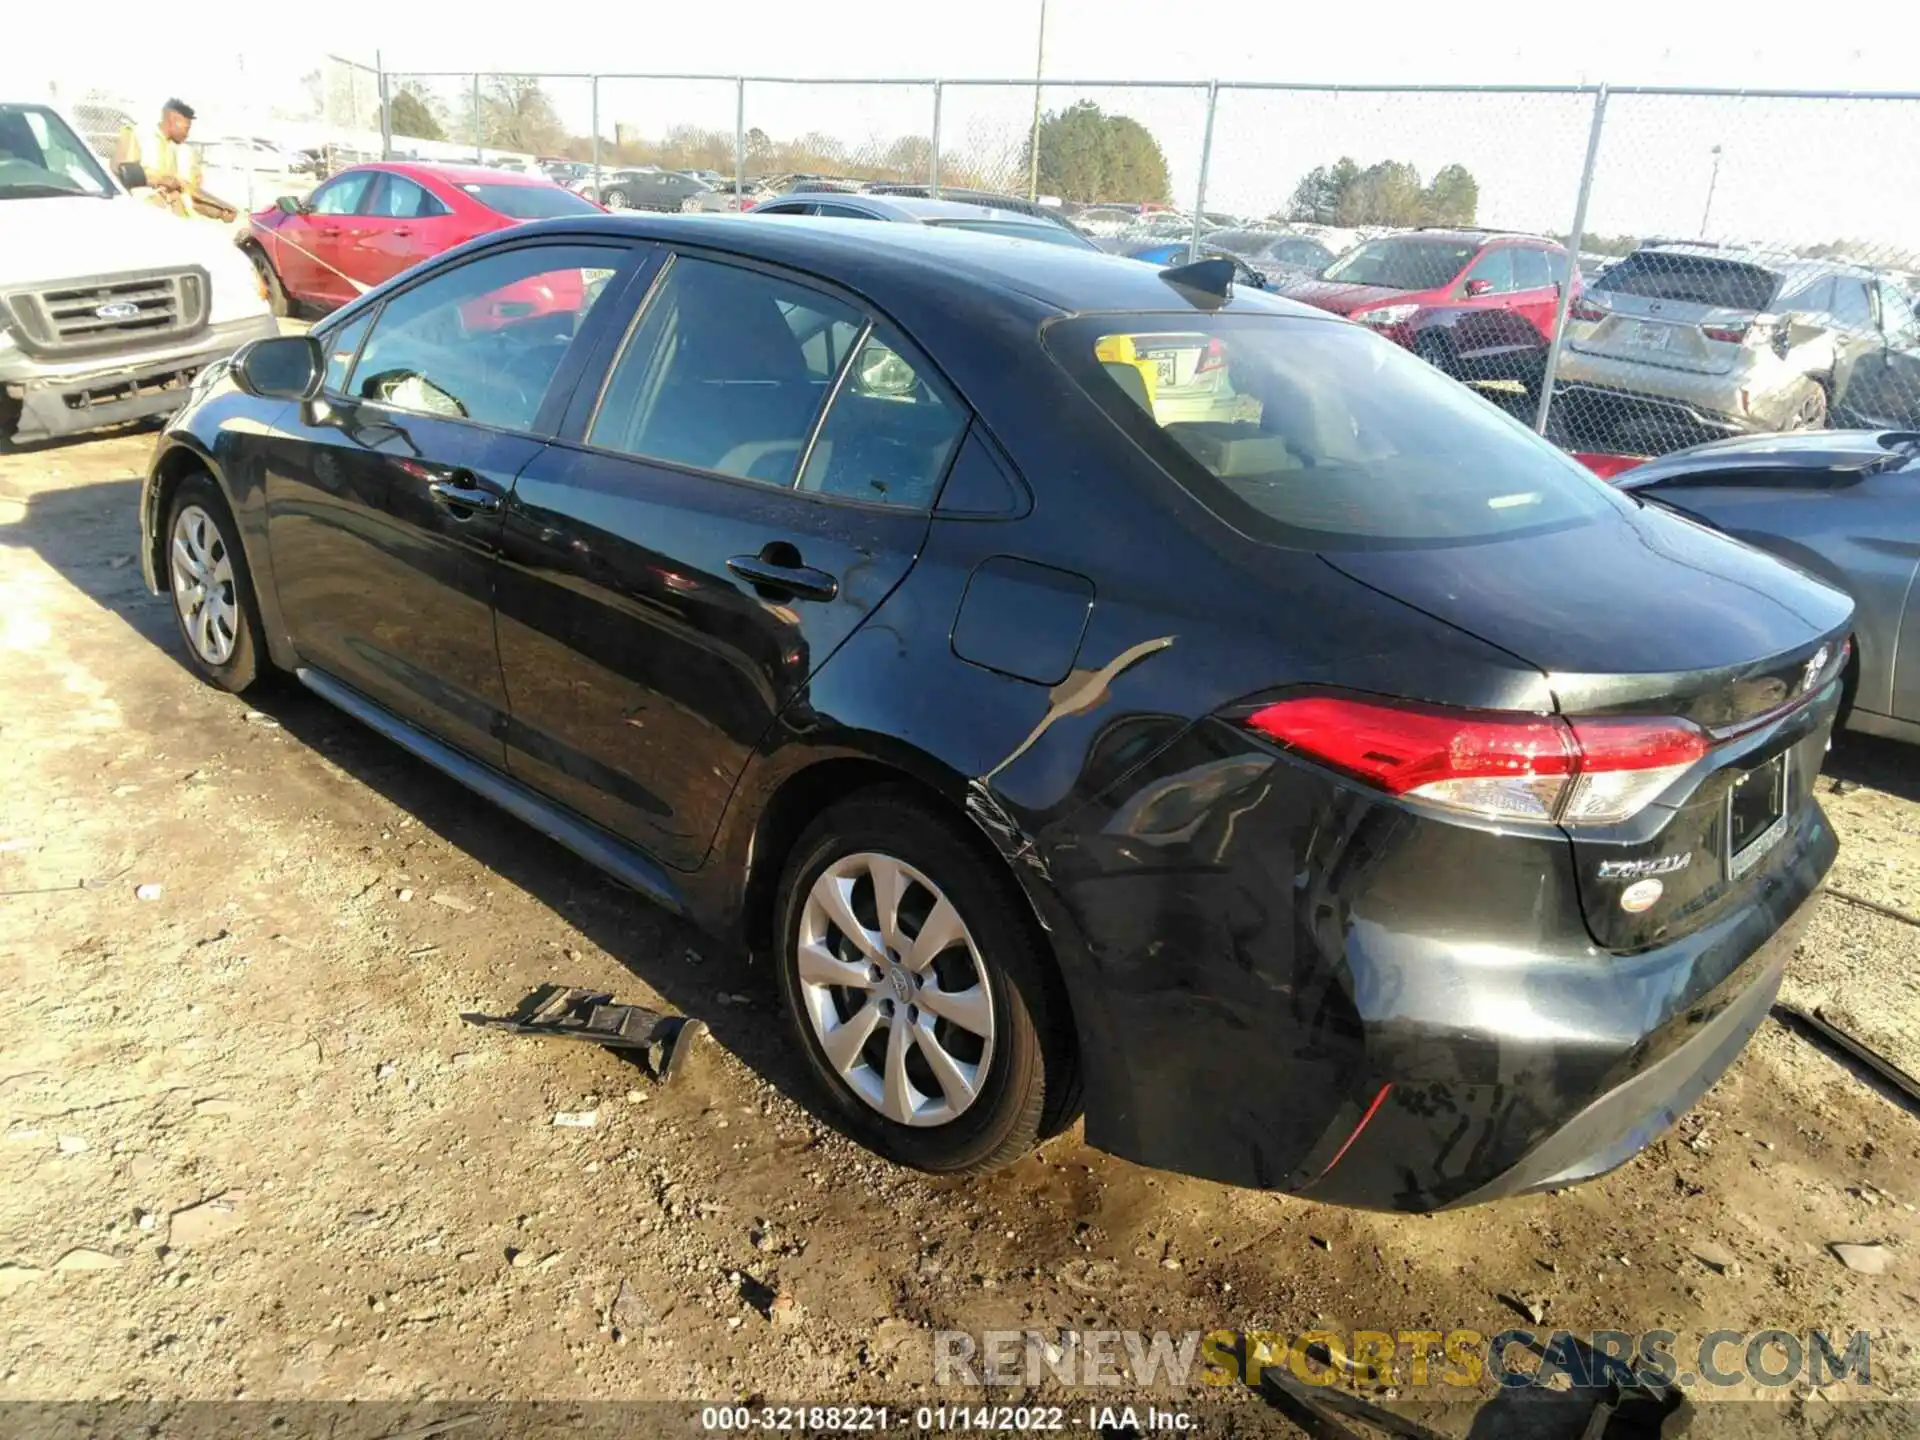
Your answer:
1630,322 -> 1672,350
1153,355 -> 1179,387
1727,754 -> 1788,880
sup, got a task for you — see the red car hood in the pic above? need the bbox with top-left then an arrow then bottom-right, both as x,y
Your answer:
1278,279 -> 1410,316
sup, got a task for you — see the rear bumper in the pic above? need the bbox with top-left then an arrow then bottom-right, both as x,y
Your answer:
1042,716 -> 1838,1211
1552,351 -> 1803,437
2,315 -> 278,442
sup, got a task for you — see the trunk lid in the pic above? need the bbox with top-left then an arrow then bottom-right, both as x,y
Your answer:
1321,501 -> 1852,950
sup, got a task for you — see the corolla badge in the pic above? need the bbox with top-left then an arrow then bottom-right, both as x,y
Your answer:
94,301 -> 140,320
1802,644 -> 1830,695
1598,852 -> 1692,880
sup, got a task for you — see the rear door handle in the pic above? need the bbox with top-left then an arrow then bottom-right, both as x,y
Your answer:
428,478 -> 501,517
727,554 -> 838,602
391,227 -> 413,237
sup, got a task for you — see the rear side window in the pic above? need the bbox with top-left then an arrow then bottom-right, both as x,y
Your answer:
1595,252 -> 1781,311
1048,313 -> 1619,550
588,256 -> 860,485
798,330 -> 967,507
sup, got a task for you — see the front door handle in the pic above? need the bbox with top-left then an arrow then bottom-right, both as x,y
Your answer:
428,479 -> 501,517
727,553 -> 838,602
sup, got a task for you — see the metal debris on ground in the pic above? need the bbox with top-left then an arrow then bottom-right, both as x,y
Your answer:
463,985 -> 708,1084
1772,1002 -> 1920,1109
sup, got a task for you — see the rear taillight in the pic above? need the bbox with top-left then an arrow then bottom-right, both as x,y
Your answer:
1244,695 -> 1708,826
1702,322 -> 1751,344
1195,336 -> 1227,375
1568,298 -> 1607,323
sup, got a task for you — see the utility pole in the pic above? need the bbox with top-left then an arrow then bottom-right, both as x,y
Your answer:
1699,144 -> 1723,238
1026,0 -> 1049,202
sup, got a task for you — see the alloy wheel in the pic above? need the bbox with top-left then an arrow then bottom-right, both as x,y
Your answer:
795,852 -> 996,1127
171,505 -> 239,667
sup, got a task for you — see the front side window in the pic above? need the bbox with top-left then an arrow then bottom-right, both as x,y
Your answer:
798,330 -> 966,508
588,256 -> 861,485
1050,313 -> 1620,549
348,243 -> 624,431
310,172 -> 375,215
1463,247 -> 1516,295
321,310 -> 373,393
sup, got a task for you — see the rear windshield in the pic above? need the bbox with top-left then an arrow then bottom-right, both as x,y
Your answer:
459,183 -> 601,219
929,218 -> 1090,248
1593,252 -> 1781,311
1046,312 -> 1621,550
1321,237 -> 1477,290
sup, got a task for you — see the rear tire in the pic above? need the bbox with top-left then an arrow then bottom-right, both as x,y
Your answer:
602,187 -> 630,211
163,474 -> 265,694
773,790 -> 1071,1174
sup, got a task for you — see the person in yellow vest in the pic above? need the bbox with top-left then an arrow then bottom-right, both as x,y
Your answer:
115,99 -> 228,221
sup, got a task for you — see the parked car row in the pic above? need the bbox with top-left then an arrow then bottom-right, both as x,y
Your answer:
1553,242 -> 1920,448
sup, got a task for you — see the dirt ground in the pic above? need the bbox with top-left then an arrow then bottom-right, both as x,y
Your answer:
1,430 -> 1917,1438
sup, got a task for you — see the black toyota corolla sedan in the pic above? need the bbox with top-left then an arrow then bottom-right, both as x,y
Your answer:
140,215 -> 1851,1210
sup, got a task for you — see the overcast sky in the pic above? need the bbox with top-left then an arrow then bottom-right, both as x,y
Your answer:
11,0 -> 1919,250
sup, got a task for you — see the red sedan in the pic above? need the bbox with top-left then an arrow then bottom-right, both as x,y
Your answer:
244,162 -> 603,315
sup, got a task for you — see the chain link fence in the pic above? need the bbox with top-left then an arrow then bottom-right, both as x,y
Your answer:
103,59 -> 1894,457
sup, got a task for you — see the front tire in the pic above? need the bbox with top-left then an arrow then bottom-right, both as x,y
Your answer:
773,792 -> 1067,1174
246,244 -> 291,318
164,474 -> 264,693
602,187 -> 630,211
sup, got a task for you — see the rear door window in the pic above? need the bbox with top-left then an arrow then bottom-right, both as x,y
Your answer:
310,171 -> 374,215
587,256 -> 861,485
1829,278 -> 1874,332
1511,247 -> 1552,291
1463,248 -> 1516,294
367,174 -> 447,218
1048,312 -> 1619,550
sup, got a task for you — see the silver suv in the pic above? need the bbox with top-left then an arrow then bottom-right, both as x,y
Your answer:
1553,242 -> 1920,450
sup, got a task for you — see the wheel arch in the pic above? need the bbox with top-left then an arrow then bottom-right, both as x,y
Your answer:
716,744 -> 1094,1137
147,436 -> 298,672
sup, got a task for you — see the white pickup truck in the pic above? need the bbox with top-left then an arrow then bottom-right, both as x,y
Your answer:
1,101 -> 277,445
